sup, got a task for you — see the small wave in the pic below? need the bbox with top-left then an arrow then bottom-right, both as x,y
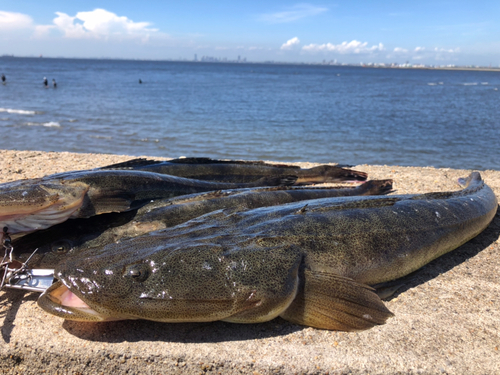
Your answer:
90,135 -> 112,140
481,82 -> 488,85
462,82 -> 478,86
427,83 -> 437,86
68,119 -> 78,123
0,107 -> 40,115
25,121 -> 61,128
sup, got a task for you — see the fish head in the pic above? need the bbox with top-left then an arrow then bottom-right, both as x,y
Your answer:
37,230 -> 240,322
0,179 -> 89,236
38,236 -> 158,321
12,238 -> 75,269
38,227 -> 303,323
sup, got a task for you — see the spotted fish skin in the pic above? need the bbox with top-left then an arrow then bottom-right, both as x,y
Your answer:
0,169 -> 295,241
38,173 -> 497,331
13,180 -> 392,269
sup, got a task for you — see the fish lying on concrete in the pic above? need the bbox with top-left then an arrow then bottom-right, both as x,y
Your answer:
99,157 -> 368,185
0,169 -> 296,243
13,180 -> 393,268
38,172 -> 497,331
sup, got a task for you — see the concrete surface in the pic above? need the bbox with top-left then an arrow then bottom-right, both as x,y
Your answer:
0,150 -> 499,374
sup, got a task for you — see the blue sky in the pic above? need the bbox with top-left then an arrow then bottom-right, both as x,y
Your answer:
1,1 -> 499,65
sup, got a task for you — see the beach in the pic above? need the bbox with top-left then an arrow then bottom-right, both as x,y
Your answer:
0,150 -> 499,374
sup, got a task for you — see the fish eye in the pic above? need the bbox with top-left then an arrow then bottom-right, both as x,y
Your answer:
51,240 -> 72,254
123,264 -> 150,282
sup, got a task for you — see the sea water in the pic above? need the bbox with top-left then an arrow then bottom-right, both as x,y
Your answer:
0,57 -> 499,170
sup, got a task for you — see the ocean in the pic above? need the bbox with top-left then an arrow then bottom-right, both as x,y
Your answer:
0,57 -> 499,170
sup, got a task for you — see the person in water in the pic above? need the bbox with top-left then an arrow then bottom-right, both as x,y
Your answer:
139,79 -> 142,84
52,79 -> 57,88
43,77 -> 48,87
1,74 -> 5,84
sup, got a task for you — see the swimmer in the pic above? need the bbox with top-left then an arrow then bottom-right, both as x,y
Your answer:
52,79 -> 57,88
43,77 -> 48,87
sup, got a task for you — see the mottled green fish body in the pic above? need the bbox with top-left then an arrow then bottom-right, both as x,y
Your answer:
13,180 -> 392,268
0,169 -> 293,240
38,173 -> 497,331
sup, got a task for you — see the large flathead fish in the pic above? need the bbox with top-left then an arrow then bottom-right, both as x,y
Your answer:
99,157 -> 368,185
13,180 -> 393,268
0,169 -> 295,242
38,173 -> 497,331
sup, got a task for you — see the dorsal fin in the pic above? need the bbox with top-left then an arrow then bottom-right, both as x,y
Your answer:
97,158 -> 165,170
167,157 -> 299,169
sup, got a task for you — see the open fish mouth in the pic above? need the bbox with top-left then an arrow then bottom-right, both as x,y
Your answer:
0,182 -> 89,238
38,281 -> 114,322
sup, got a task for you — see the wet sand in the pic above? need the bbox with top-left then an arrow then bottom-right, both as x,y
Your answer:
1,150 -> 499,375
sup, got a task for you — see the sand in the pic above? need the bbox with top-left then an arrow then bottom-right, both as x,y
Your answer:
0,150 -> 499,375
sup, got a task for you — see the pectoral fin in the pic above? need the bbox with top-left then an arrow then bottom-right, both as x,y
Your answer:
280,269 -> 393,331
75,191 -> 137,218
250,175 -> 298,187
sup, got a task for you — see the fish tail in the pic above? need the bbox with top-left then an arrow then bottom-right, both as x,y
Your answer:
357,179 -> 394,196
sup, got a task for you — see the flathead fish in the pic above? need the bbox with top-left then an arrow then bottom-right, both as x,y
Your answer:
38,173 -> 497,331
13,180 -> 393,268
100,157 -> 368,185
0,169 -> 294,242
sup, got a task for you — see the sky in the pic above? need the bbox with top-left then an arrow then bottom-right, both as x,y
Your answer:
0,1 -> 499,66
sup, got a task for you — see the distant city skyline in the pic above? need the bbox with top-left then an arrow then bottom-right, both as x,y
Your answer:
1,2 -> 499,66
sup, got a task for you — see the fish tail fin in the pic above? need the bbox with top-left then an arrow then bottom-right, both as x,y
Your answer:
357,179 -> 394,196
458,171 -> 482,188
280,269 -> 393,331
339,168 -> 368,182
303,166 -> 368,183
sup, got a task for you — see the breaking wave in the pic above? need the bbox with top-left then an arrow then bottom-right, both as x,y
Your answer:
0,107 -> 40,115
24,121 -> 61,128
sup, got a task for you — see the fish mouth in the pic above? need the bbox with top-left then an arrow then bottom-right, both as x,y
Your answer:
38,281 -> 115,322
0,183 -> 89,235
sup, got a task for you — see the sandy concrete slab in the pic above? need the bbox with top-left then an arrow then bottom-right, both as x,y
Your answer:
0,150 -> 499,375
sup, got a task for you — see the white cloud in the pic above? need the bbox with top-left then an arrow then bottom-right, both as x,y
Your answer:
281,37 -> 300,50
302,40 -> 385,54
0,11 -> 33,30
393,47 -> 408,53
33,24 -> 56,38
39,9 -> 158,39
434,47 -> 460,53
414,46 -> 425,52
260,4 -> 328,23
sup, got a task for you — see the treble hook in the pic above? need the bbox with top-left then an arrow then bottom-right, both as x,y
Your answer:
1,227 -> 13,290
1,227 -> 37,290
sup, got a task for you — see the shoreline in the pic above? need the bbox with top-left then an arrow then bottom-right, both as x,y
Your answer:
2,55 -> 499,72
1,150 -> 499,374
